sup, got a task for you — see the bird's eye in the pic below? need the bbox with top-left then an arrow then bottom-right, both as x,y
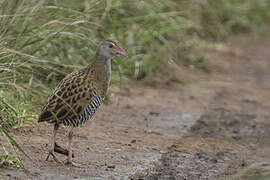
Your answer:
109,44 -> 115,48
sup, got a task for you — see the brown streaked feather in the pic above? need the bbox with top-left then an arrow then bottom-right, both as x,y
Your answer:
38,65 -> 98,125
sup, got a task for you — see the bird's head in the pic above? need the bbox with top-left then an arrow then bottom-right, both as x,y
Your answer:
97,40 -> 127,60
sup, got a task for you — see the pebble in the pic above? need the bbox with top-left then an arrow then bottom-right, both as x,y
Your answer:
107,164 -> 116,169
149,111 -> 160,116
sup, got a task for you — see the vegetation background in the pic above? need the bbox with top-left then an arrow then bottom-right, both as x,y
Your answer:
0,0 -> 270,168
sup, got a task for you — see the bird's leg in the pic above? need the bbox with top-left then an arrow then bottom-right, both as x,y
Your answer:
45,124 -> 64,165
66,127 -> 84,167
67,127 -> 74,164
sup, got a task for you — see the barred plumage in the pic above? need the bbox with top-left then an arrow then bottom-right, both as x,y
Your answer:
38,40 -> 127,166
62,92 -> 104,127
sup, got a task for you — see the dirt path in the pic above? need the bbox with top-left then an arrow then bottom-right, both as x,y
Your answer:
1,31 -> 270,180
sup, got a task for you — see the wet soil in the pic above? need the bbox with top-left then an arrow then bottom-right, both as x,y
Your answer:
1,31 -> 270,180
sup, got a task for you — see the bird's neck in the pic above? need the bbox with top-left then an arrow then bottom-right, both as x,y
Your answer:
91,56 -> 112,96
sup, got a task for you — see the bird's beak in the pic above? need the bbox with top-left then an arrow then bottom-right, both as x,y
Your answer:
116,49 -> 128,57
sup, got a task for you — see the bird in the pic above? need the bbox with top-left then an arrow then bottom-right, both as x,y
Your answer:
38,40 -> 127,166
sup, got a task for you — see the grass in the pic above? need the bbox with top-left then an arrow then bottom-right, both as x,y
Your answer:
0,0 -> 270,169
231,163 -> 270,180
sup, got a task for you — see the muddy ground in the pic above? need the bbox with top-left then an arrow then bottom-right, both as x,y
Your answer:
1,31 -> 270,180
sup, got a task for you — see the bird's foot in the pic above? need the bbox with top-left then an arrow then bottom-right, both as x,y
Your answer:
65,160 -> 86,168
54,143 -> 75,157
45,150 -> 65,166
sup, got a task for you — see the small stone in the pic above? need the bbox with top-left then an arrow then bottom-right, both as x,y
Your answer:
216,151 -> 225,158
189,96 -> 195,100
211,158 -> 218,163
262,163 -> 269,167
131,139 -> 136,143
232,135 -> 240,140
125,105 -> 132,109
149,111 -> 160,116
121,155 -> 128,160
133,169 -> 148,179
107,176 -> 115,180
107,164 -> 116,169
160,150 -> 168,154
232,130 -> 238,134
152,147 -> 159,151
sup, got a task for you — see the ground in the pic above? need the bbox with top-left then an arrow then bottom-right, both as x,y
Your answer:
1,31 -> 270,180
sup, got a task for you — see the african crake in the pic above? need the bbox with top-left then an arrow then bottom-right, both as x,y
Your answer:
38,40 -> 127,166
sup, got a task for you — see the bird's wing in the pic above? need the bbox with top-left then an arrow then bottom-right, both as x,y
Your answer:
38,67 -> 104,126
